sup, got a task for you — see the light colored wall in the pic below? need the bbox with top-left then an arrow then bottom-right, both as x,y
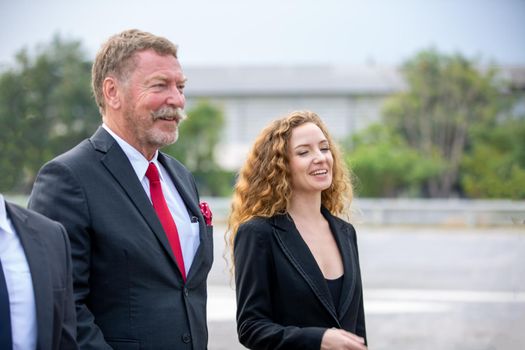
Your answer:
187,94 -> 388,169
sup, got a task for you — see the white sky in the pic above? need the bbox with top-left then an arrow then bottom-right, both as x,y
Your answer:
1,0 -> 524,67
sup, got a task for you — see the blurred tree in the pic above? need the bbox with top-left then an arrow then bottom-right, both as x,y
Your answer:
383,49 -> 509,197
345,124 -> 443,197
461,117 -> 525,199
0,35 -> 99,193
164,100 -> 234,196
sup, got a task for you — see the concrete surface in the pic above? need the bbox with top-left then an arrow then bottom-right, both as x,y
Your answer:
207,224 -> 525,350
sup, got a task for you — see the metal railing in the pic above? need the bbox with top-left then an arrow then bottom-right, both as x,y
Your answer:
7,195 -> 524,227
203,197 -> 525,227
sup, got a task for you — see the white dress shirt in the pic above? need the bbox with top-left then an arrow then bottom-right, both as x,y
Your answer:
102,124 -> 200,275
0,194 -> 37,350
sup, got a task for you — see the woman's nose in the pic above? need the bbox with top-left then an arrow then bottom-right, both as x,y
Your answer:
313,150 -> 325,163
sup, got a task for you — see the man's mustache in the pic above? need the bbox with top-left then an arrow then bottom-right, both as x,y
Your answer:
151,106 -> 186,122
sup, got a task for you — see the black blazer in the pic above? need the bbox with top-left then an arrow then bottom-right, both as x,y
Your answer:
29,127 -> 214,350
234,207 -> 366,350
5,202 -> 77,350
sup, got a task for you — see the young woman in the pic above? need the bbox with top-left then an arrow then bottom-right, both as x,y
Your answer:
227,111 -> 367,350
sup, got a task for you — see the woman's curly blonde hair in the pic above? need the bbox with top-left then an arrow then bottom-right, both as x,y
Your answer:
226,110 -> 353,267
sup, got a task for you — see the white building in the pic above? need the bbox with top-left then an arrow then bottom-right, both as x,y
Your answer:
183,65 -> 524,169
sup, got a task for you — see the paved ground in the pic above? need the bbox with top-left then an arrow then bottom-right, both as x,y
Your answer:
207,224 -> 525,350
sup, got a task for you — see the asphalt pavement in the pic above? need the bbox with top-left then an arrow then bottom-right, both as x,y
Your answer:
207,224 -> 525,350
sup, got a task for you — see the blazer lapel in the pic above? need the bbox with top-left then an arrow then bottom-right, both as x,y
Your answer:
272,214 -> 340,324
322,207 -> 358,318
157,153 -> 201,224
90,128 -> 179,271
158,153 -> 208,282
6,203 -> 53,350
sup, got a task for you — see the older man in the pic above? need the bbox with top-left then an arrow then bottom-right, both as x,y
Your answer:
29,29 -> 213,350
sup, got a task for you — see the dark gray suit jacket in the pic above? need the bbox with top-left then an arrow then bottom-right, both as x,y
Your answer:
234,207 -> 366,350
5,201 -> 77,350
29,127 -> 214,350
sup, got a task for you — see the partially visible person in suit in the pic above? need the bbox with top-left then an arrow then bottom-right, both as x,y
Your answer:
29,29 -> 213,349
0,194 -> 77,350
227,111 -> 367,350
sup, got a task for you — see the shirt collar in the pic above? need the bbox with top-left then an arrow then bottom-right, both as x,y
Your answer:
0,194 -> 14,235
102,124 -> 164,182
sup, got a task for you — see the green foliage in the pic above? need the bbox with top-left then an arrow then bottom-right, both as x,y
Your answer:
345,124 -> 443,197
383,49 -> 509,197
461,117 -> 525,199
0,35 -> 99,193
164,100 -> 234,196
0,35 -> 233,196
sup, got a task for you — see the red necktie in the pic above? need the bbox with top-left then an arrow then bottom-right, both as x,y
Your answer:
146,162 -> 186,281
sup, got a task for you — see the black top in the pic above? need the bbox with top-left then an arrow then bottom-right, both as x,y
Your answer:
234,209 -> 367,350
326,274 -> 344,310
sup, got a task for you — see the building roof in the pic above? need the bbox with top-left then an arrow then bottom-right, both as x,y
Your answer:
183,65 -> 406,97
183,64 -> 525,97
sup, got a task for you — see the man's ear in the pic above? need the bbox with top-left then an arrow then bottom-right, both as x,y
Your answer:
103,77 -> 122,110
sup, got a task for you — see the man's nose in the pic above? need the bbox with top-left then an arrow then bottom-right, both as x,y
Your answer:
166,87 -> 185,108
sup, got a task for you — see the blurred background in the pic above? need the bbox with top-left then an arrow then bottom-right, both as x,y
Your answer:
1,0 -> 524,349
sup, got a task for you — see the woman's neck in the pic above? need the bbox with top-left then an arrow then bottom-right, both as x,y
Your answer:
288,192 -> 323,220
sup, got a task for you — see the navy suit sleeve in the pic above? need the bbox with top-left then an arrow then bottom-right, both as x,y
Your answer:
57,222 -> 79,349
234,219 -> 326,350
29,160 -> 112,350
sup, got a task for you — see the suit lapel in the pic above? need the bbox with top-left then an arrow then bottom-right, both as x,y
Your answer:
158,153 -> 207,282
6,203 -> 52,350
90,128 -> 179,271
157,153 -> 201,222
272,214 -> 340,324
322,207 -> 358,318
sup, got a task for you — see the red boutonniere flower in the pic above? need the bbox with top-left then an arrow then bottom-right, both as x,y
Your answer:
199,202 -> 212,226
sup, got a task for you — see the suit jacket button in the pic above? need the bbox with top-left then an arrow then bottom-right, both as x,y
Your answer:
182,333 -> 191,343
184,287 -> 189,297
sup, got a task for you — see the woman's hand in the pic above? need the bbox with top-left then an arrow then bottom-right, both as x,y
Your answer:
320,328 -> 367,350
